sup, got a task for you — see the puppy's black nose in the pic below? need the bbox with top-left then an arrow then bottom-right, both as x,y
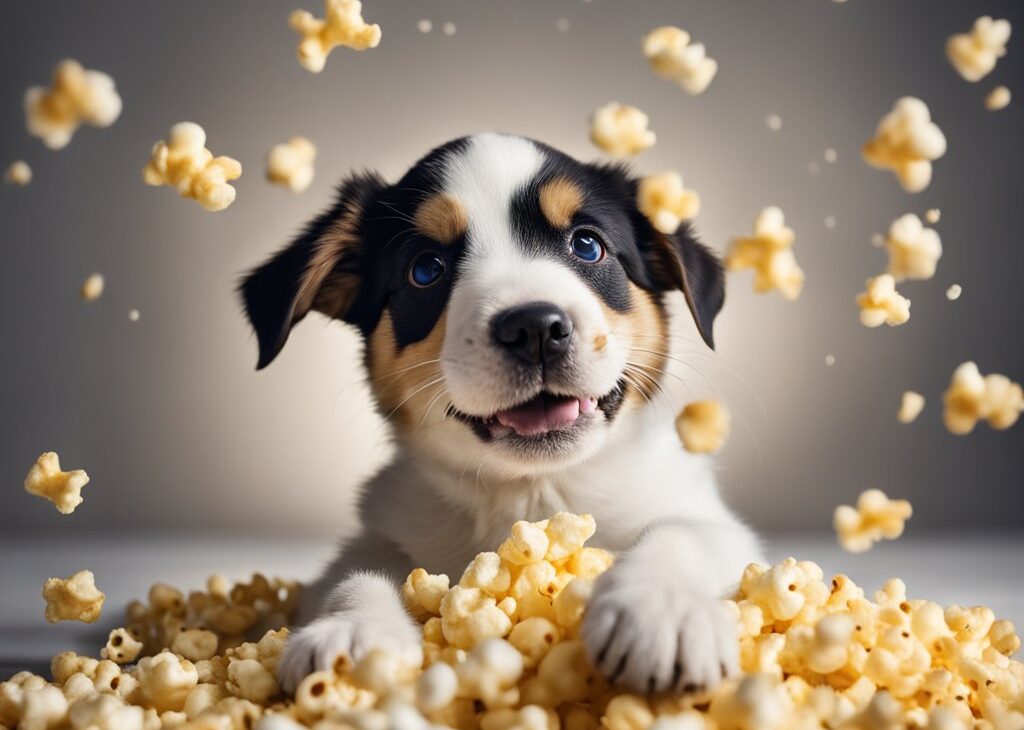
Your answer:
492,302 -> 574,366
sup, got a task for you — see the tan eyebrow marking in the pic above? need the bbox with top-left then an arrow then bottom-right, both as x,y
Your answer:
414,193 -> 468,244
539,177 -> 584,229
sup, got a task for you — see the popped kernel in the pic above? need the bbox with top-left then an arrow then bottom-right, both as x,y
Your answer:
637,171 -> 701,234
4,160 -> 32,186
143,122 -> 242,212
884,214 -> 942,281
834,489 -> 913,553
24,451 -> 89,514
173,629 -> 220,662
102,628 -> 144,664
402,569 -> 450,620
985,86 -> 1012,111
24,59 -> 122,150
924,208 -> 941,224
725,206 -> 804,300
266,137 -> 317,193
945,284 -> 962,301
589,103 -> 656,156
290,0 -> 382,73
946,17 -> 1012,82
135,651 -> 199,713
675,400 -> 730,455
857,275 -> 911,328
862,97 -> 946,193
439,586 -> 513,649
498,521 -> 550,565
942,361 -> 1024,435
42,570 -> 105,623
81,272 -> 105,301
544,513 -> 597,562
641,26 -> 718,95
897,391 -> 926,424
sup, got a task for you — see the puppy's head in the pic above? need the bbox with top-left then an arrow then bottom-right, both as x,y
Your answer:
241,134 -> 723,477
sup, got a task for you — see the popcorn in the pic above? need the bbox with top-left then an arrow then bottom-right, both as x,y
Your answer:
925,208 -> 941,224
857,275 -> 911,328
143,122 -> 242,212
642,26 -> 718,95
726,206 -> 804,300
589,103 -> 656,156
24,451 -> 89,514
985,86 -> 1012,111
945,284 -> 962,301
290,0 -> 382,73
80,272 -> 105,301
675,400 -> 730,454
136,651 -> 199,713
637,172 -> 701,234
884,214 -> 942,281
862,97 -> 947,193
42,570 -> 105,623
24,59 -> 122,149
946,17 -> 1012,82
766,114 -> 783,132
102,628 -> 144,664
834,489 -> 913,553
173,629 -> 220,661
4,160 -> 32,186
266,137 -> 317,193
897,391 -> 926,424
942,361 -> 1024,435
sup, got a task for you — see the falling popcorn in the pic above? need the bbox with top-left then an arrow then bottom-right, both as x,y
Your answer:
80,273 -> 104,301
641,26 -> 718,95
675,400 -> 730,454
943,361 -> 1024,435
884,213 -> 942,281
985,86 -> 1012,111
266,137 -> 317,193
834,489 -> 913,553
857,274 -> 910,328
637,171 -> 700,234
862,97 -> 947,193
898,391 -> 926,424
946,284 -> 962,301
924,208 -> 941,224
725,206 -> 804,300
143,122 -> 242,212
24,451 -> 89,515
290,0 -> 381,73
589,102 -> 656,156
946,16 -> 1012,82
24,59 -> 122,150
42,570 -> 105,623
4,160 -> 32,186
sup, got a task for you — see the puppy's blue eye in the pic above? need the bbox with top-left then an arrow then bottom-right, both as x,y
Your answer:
570,232 -> 605,263
408,253 -> 446,288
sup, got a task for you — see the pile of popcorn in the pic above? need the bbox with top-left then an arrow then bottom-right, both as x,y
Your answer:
4,514 -> 1022,730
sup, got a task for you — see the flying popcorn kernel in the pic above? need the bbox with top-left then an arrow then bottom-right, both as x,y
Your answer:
24,59 -> 122,150
857,275 -> 910,328
143,122 -> 242,212
42,570 -> 105,623
637,171 -> 701,234
290,0 -> 382,73
642,26 -> 718,95
589,103 -> 656,156
766,114 -> 783,132
945,284 -> 962,301
985,86 -> 1012,111
726,206 -> 804,300
834,489 -> 912,553
943,361 -> 1024,435
675,400 -> 730,454
24,451 -> 89,514
946,17 -> 1012,82
862,97 -> 947,193
898,391 -> 926,424
80,272 -> 104,301
884,213 -> 942,281
266,137 -> 317,193
4,160 -> 32,186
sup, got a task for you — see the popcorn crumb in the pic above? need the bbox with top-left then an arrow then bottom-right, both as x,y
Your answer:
642,26 -> 718,95
143,122 -> 242,212
834,489 -> 913,553
42,570 -> 105,623
884,213 -> 942,281
924,208 -> 941,224
824,148 -> 837,163
442,22 -> 457,36
589,102 -> 656,156
985,85 -> 1012,111
80,273 -> 104,301
4,160 -> 32,186
825,354 -> 836,367
862,97 -> 946,193
417,19 -> 432,33
24,59 -> 122,150
726,206 -> 804,300
766,114 -> 783,131
946,17 -> 1012,82
943,361 -> 1024,435
24,451 -> 89,514
675,400 -> 730,454
857,274 -> 910,328
637,171 -> 701,234
898,391 -> 926,424
945,284 -> 962,301
266,137 -> 317,193
289,0 -> 381,73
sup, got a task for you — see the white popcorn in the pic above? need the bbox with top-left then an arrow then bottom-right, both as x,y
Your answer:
589,103 -> 656,156
924,208 -> 941,224
4,160 -> 32,186
825,355 -> 836,367
726,206 -> 804,300
884,213 -> 942,281
834,489 -> 913,553
135,651 -> 199,713
637,172 -> 701,234
642,26 -> 718,95
943,361 -> 1024,435
985,86 -> 1012,111
24,59 -> 122,150
456,639 -> 523,710
266,137 -> 316,193
675,400 -> 730,454
102,628 -> 144,664
766,114 -> 783,132
824,148 -> 838,163
945,284 -> 962,301
857,275 -> 910,328
897,391 -> 926,424
42,570 -> 105,623
416,19 -> 432,33
416,662 -> 457,712
442,22 -> 456,36
862,97 -> 946,193
24,451 -> 89,514
946,17 -> 1012,82
290,0 -> 382,73
143,122 -> 242,212
80,273 -> 105,301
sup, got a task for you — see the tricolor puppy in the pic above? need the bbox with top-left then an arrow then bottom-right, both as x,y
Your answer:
240,133 -> 763,694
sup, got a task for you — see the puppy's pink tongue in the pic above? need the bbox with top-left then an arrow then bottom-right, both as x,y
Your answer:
496,396 -> 582,436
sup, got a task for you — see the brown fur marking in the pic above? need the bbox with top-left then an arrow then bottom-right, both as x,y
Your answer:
539,178 -> 584,229
607,283 -> 669,408
366,310 -> 449,426
415,194 -> 467,244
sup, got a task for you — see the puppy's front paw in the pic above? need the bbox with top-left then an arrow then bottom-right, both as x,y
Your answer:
582,565 -> 738,694
277,611 -> 422,693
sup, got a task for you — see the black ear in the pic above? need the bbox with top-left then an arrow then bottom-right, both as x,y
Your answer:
238,172 -> 387,369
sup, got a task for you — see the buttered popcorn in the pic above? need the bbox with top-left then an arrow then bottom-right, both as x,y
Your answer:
290,0 -> 382,73
725,206 -> 804,301
943,361 -> 1024,435
857,275 -> 911,328
675,400 -> 730,455
589,103 -> 657,156
834,489 -> 913,553
862,97 -> 947,193
42,570 -> 105,623
642,26 -> 718,95
144,122 -> 242,212
24,59 -> 122,150
267,137 -> 317,193
637,171 -> 701,234
884,213 -> 942,282
24,451 -> 89,514
946,17 -> 1012,83
80,272 -> 105,301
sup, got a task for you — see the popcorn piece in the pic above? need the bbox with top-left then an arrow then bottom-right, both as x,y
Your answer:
824,148 -> 838,163
925,208 -> 941,224
4,160 -> 32,186
544,513 -> 596,561
985,86 -> 1012,111
945,284 -> 962,301
455,638 -> 523,709
862,97 -> 947,193
442,22 -> 456,36
42,570 -> 105,623
80,273 -> 105,301
603,695 -> 655,730
498,521 -> 550,565
102,628 -> 144,664
266,137 -> 316,193
943,361 -> 1024,435
884,214 -> 942,281
135,651 -> 199,713
289,0 -> 382,73
739,559 -> 828,624
24,451 -> 89,514
24,59 -> 122,150
641,26 -> 718,95
416,662 -> 457,713
946,17 -> 1012,82
675,400 -> 730,454
637,172 -> 701,234
726,206 -> 804,300
766,114 -> 783,132
439,586 -> 513,649
417,19 -> 432,33
173,629 -> 219,662
857,275 -> 911,328
226,659 -> 279,703
834,489 -> 913,553
403,569 -> 450,620
143,122 -> 242,212
897,391 -> 926,424
589,103 -> 656,156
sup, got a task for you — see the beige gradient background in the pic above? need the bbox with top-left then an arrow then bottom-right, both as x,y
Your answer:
1,0 -> 1022,538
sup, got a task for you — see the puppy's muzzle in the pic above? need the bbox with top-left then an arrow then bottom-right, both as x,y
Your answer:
491,301 -> 574,367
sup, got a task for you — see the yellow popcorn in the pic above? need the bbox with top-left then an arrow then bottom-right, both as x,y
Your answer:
24,451 -> 89,514
544,512 -> 596,562
603,695 -> 654,730
173,629 -> 220,662
943,361 -> 1024,435
290,0 -> 382,73
42,570 -> 105,623
102,628 -> 144,664
143,122 -> 242,212
862,97 -> 947,193
498,520 -> 550,565
403,568 -> 451,620
136,651 -> 199,713
637,172 -> 701,234
834,489 -> 913,553
642,26 -> 718,95
440,586 -> 513,649
985,86 -> 1012,111
726,206 -> 804,300
589,103 -> 656,156
266,137 -> 317,193
80,272 -> 105,301
924,208 -> 941,224
24,59 -> 122,150
675,400 -> 730,455
740,558 -> 828,624
897,391 -> 926,424
946,17 -> 1012,82
857,275 -> 910,328
884,213 -> 942,281
4,160 -> 32,186
456,638 -> 523,709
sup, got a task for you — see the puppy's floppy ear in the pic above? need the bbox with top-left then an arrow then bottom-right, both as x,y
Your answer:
238,171 -> 387,369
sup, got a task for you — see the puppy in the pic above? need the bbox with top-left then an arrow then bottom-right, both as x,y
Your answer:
240,133 -> 763,695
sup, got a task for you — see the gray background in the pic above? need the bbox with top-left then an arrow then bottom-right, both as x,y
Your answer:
1,0 -> 1022,538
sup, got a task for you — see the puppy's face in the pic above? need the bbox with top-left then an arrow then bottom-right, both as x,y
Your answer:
241,134 -> 723,478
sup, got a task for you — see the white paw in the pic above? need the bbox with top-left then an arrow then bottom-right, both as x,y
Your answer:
582,564 -> 738,694
277,611 -> 422,694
